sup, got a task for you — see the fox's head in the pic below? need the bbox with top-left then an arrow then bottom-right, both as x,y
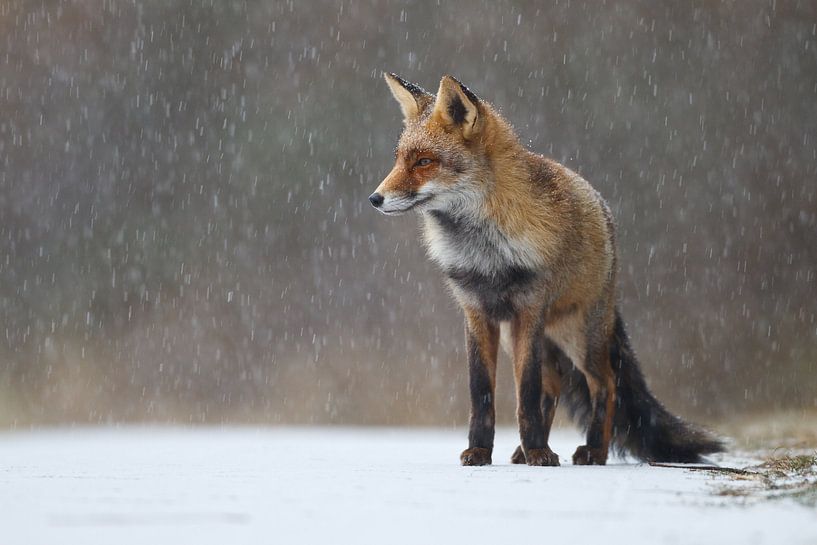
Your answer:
369,73 -> 495,215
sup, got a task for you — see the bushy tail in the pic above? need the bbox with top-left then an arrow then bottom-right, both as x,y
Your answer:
560,309 -> 724,463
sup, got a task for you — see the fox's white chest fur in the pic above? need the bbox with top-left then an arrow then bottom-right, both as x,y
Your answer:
421,207 -> 546,322
421,208 -> 542,275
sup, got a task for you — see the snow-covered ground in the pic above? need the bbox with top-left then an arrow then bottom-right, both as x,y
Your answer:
1,427 -> 814,545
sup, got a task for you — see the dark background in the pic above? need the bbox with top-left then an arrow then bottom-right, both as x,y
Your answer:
1,0 -> 815,427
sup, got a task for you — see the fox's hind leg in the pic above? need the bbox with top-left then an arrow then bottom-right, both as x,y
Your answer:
571,343 -> 615,465
510,339 -> 562,465
545,309 -> 615,465
460,308 -> 499,466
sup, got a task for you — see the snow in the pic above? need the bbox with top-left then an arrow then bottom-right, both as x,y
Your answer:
1,427 -> 814,545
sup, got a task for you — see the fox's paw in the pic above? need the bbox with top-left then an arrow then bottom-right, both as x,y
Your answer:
510,445 -> 526,464
524,447 -> 560,466
572,445 -> 608,465
460,447 -> 492,466
510,445 -> 560,466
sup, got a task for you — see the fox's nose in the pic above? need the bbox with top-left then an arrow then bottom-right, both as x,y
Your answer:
368,192 -> 385,208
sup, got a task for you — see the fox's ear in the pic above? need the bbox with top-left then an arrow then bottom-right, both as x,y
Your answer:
432,75 -> 481,139
383,72 -> 433,122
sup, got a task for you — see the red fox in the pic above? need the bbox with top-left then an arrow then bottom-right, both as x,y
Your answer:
370,73 -> 724,466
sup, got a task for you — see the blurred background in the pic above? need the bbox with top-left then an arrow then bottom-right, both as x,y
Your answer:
0,0 -> 815,430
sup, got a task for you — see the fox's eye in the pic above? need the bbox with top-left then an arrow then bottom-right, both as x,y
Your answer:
415,158 -> 433,167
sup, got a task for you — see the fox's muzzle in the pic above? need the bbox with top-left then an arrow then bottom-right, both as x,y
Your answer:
370,163 -> 438,215
368,192 -> 385,208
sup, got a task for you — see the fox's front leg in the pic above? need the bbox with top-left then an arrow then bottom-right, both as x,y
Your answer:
460,308 -> 499,466
510,359 -> 561,465
511,310 -> 560,466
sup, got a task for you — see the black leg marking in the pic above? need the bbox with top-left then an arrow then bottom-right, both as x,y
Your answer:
541,339 -> 563,444
467,331 -> 495,452
573,369 -> 614,465
542,393 -> 558,444
511,336 -> 562,466
517,335 -> 546,452
585,388 -> 610,449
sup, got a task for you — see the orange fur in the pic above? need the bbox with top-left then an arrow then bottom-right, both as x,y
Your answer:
372,73 -> 722,466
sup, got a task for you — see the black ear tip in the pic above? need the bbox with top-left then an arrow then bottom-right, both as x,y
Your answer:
386,73 -> 430,99
385,72 -> 407,85
441,74 -> 467,90
443,75 -> 480,105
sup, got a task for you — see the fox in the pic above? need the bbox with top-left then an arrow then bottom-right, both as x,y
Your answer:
369,72 -> 725,466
